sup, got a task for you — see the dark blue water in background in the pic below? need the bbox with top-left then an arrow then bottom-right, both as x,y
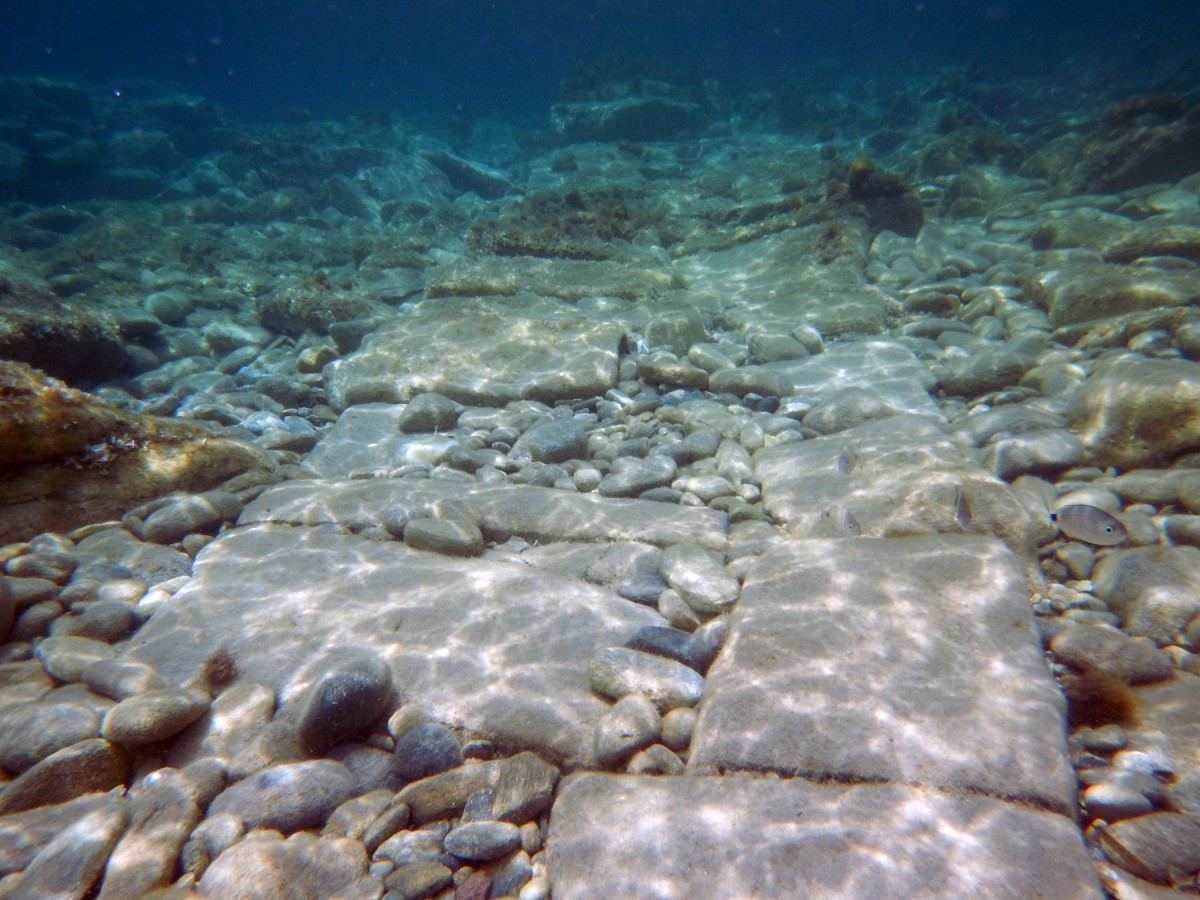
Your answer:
2,1 -> 1198,123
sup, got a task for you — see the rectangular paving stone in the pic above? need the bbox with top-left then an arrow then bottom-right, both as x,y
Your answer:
687,535 -> 1077,815
325,294 -> 624,409
121,524 -> 664,768
754,413 -> 1039,567
240,478 -> 729,550
547,773 -> 1103,900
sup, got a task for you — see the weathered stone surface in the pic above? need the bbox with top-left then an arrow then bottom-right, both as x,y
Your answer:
325,295 -> 623,409
588,647 -> 705,712
139,491 -> 244,545
551,96 -> 707,142
547,774 -> 1102,900
754,414 -> 1038,568
1067,355 -> 1200,468
1027,258 -> 1200,327
688,537 -> 1077,814
119,523 -> 665,767
239,477 -> 728,550
197,831 -> 376,899
772,340 -> 940,416
0,361 -> 273,544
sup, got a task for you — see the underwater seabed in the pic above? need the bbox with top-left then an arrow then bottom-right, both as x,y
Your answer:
2,67 -> 1200,897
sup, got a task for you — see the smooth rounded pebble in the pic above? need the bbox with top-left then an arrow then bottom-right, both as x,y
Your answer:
1083,782 -> 1154,822
403,517 -> 484,557
0,738 -> 128,816
198,831 -> 372,899
512,418 -> 588,464
592,694 -> 660,768
659,543 -> 739,615
444,820 -> 521,862
4,551 -> 77,583
297,652 -> 396,754
35,635 -> 115,682
206,760 -> 357,832
101,688 -> 211,747
5,799 -> 129,898
587,647 -> 705,712
384,859 -> 454,898
397,392 -> 459,433
140,491 -> 244,545
0,701 -> 100,773
392,721 -> 464,783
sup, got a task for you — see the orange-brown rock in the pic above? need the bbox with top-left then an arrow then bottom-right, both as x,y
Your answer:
0,361 -> 274,542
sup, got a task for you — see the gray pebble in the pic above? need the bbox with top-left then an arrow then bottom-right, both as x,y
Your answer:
660,543 -> 739,615
80,658 -> 168,701
101,688 -> 210,747
207,760 -> 356,832
35,635 -> 115,682
49,600 -> 136,642
0,701 -> 100,773
402,518 -> 484,557
375,822 -> 451,867
444,820 -> 521,862
5,551 -> 76,584
398,393 -> 460,433
625,625 -> 710,673
513,418 -> 588,464
592,694 -> 660,768
1083,782 -> 1154,822
660,707 -> 698,753
598,456 -> 677,498
296,652 -> 396,754
392,722 -> 464,783
626,743 -> 686,775
587,646 -> 705,711
384,859 -> 454,899
140,492 -> 244,545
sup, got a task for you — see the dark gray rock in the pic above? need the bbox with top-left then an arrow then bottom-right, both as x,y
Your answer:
513,418 -> 588,464
444,820 -> 520,862
599,456 -> 677,498
402,518 -> 485,557
392,722 -> 464,783
140,491 -> 244,545
397,393 -> 460,433
296,653 -> 396,755
384,859 -> 454,899
50,600 -> 136,643
625,625 -> 710,673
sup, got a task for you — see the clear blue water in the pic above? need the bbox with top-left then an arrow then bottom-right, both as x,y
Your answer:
3,1 -> 1198,121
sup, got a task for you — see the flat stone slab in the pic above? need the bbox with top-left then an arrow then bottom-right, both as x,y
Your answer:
687,536 -> 1077,814
548,774 -> 1103,900
120,524 -> 664,767
769,338 -> 940,416
754,413 -> 1038,564
239,478 -> 729,550
326,295 -> 624,410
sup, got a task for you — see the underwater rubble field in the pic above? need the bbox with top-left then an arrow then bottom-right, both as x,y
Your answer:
1,67 -> 1200,898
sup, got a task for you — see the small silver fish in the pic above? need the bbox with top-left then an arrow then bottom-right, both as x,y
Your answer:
953,486 -> 972,529
836,443 -> 861,475
1051,504 -> 1128,546
823,503 -> 862,537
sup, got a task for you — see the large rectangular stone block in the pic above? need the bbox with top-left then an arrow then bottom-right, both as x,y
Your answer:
688,536 -> 1077,814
